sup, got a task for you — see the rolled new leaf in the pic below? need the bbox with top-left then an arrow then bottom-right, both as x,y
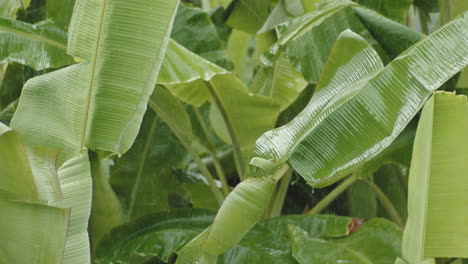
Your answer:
249,13 -> 468,188
400,92 -> 468,263
176,177 -> 277,263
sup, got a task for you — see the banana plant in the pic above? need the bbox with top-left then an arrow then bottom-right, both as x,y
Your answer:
176,12 -> 468,262
1,0 -> 180,263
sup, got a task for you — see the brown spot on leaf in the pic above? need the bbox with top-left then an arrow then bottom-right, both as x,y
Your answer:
347,218 -> 367,235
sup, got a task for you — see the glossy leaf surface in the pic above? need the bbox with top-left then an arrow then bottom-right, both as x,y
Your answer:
289,218 -> 402,264
249,15 -> 468,187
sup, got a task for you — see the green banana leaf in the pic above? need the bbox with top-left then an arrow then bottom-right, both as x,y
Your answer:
89,152 -> 123,249
0,198 -> 70,264
261,214 -> 352,238
94,209 -> 294,264
354,0 -> 413,23
353,7 -> 424,59
248,14 -> 468,187
0,122 -> 38,200
9,1 -> 180,263
46,0 -> 76,29
48,154 -> 92,264
347,180 -> 378,219
0,18 -> 74,70
0,124 -> 70,263
289,218 -> 402,264
110,106 -> 187,221
0,63 -> 25,109
158,38 -> 301,163
400,92 -> 468,263
172,2 -> 231,69
374,164 -> 408,222
0,0 -> 25,19
270,1 -> 378,84
226,0 -> 277,34
11,0 -> 180,162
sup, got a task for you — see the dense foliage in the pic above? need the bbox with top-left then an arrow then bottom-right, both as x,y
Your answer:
0,0 -> 467,263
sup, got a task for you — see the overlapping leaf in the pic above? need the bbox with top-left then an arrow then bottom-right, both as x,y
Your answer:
249,14 -> 468,187
289,218 -> 402,264
0,18 -> 74,70
400,92 -> 468,263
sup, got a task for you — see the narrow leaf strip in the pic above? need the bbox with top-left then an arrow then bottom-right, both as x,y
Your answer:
50,154 -> 93,264
401,92 -> 468,263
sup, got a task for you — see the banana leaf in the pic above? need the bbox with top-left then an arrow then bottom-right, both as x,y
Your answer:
94,209 -> 294,264
9,1 -> 180,263
89,152 -> 123,249
400,92 -> 468,263
0,198 -> 70,264
11,0 -> 180,162
110,106 -> 187,221
46,0 -> 76,29
0,18 -> 74,70
226,0 -> 277,34
0,122 -> 38,200
0,124 -> 70,263
354,0 -> 412,23
248,14 -> 468,187
289,218 -> 402,264
172,2 -> 231,69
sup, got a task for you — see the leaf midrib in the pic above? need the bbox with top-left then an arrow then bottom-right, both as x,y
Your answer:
0,24 -> 67,50
79,0 -> 108,149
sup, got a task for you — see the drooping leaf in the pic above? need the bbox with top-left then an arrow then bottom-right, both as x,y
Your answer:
400,92 -> 468,263
248,15 -> 468,187
11,0 -> 180,162
353,119 -> 417,178
159,39 -> 293,160
250,52 -> 308,110
354,7 -> 424,59
271,1 -> 384,84
0,18 -> 74,70
289,218 -> 402,264
354,0 -> 413,23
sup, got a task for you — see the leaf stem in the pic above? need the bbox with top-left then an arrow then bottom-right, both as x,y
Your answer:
204,80 -> 246,180
364,179 -> 405,228
308,175 -> 358,215
267,168 -> 292,218
192,107 -> 230,196
149,101 -> 225,206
